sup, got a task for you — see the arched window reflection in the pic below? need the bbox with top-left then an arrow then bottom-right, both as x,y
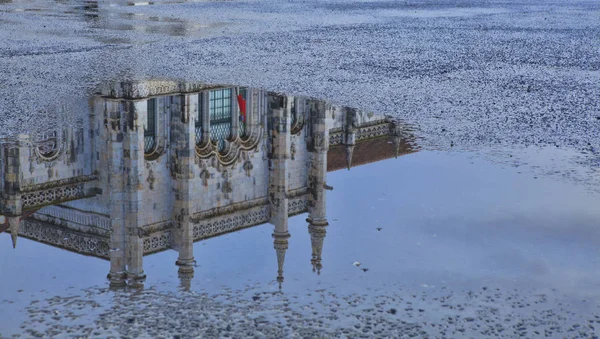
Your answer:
37,131 -> 59,158
209,88 -> 232,152
195,93 -> 203,145
144,98 -> 157,154
290,97 -> 297,127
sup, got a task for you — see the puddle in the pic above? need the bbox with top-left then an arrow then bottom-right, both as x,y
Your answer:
1,80 -> 599,338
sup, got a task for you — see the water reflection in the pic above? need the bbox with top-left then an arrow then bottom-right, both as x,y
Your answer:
0,80 -> 415,290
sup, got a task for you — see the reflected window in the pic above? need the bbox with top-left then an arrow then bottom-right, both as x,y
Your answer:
290,98 -> 297,127
37,131 -> 59,158
144,98 -> 157,154
195,94 -> 203,145
238,88 -> 247,138
209,88 -> 232,151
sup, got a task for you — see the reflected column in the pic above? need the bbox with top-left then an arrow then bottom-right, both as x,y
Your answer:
230,87 -> 240,138
172,94 -> 197,288
391,121 -> 406,158
343,108 -> 357,170
268,94 -> 291,289
2,139 -> 23,248
307,100 -> 330,274
7,217 -> 21,249
200,91 -> 211,144
105,100 -> 127,287
124,101 -> 145,287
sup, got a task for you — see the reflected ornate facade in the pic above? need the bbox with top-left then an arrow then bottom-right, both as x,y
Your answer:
0,80 -> 414,288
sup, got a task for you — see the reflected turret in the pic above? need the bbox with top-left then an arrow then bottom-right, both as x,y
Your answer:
345,144 -> 354,171
273,232 -> 290,290
343,108 -> 357,171
178,267 -> 194,292
268,93 -> 292,290
308,220 -> 327,275
307,99 -> 330,274
391,122 -> 409,159
8,216 -> 20,249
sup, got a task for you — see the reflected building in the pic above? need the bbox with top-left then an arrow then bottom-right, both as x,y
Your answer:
0,80 -> 415,288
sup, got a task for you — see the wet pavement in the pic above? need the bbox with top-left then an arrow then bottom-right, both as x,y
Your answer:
1,0 -> 600,338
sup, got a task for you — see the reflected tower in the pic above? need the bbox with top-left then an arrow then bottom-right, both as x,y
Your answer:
269,93 -> 292,290
171,94 -> 197,288
307,99 -> 330,275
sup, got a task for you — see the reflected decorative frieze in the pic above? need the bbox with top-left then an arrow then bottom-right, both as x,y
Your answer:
1,80 -> 416,289
20,219 -> 110,259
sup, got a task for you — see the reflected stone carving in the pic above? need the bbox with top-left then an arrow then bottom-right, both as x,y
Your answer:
143,231 -> 172,255
222,181 -> 233,198
288,197 -> 308,215
192,206 -> 270,241
35,206 -> 111,231
22,184 -> 86,209
47,166 -> 55,179
356,121 -> 392,141
199,169 -> 210,187
28,149 -> 35,174
18,219 -> 110,258
34,131 -> 64,163
221,169 -> 230,179
329,120 -> 391,145
221,170 -> 233,199
290,102 -> 304,136
329,127 -> 343,145
313,132 -> 326,149
20,174 -> 97,193
147,168 -> 156,190
196,131 -> 262,167
100,80 -> 210,100
290,141 -> 296,160
243,160 -> 253,177
309,224 -> 327,275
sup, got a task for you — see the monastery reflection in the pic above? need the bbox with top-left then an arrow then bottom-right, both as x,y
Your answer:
0,81 -> 415,289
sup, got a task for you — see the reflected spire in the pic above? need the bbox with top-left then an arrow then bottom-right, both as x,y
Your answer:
393,134 -> 402,159
345,144 -> 354,171
273,232 -> 290,290
8,216 -> 20,249
391,122 -> 405,159
308,219 -> 328,275
343,108 -> 356,171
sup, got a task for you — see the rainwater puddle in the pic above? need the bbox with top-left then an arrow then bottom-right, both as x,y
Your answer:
1,81 -> 599,338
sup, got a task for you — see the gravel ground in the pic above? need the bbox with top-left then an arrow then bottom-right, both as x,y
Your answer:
9,285 -> 600,338
0,0 -> 598,152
